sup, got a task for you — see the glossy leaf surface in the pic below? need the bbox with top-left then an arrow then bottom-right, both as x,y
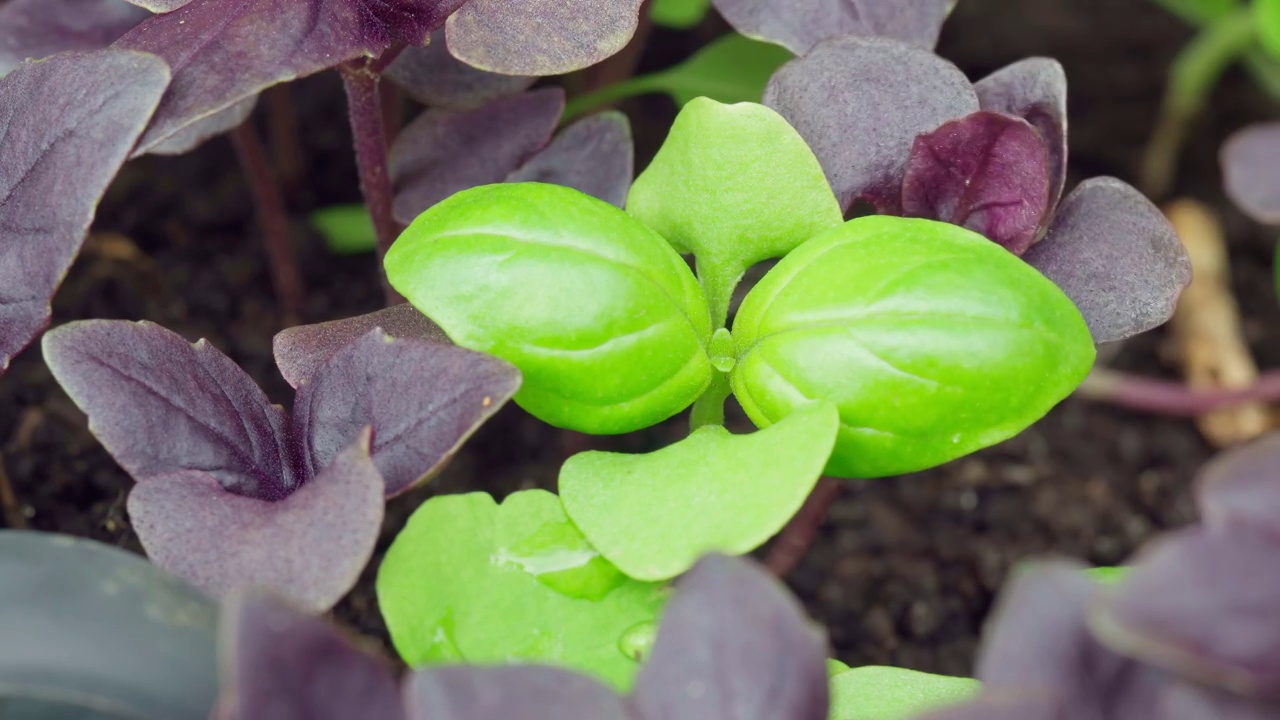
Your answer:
0,50 -> 167,373
710,0 -> 951,55
0,531 -> 218,719
1024,177 -> 1191,343
386,183 -> 713,434
43,320 -> 296,499
827,667 -> 980,720
560,402 -> 838,581
377,490 -> 666,689
629,555 -> 829,720
764,37 -> 978,212
732,216 -> 1095,478
128,433 -> 384,612
627,98 -> 842,325
901,111 -> 1052,254
216,590 -> 403,720
445,0 -> 644,76
390,88 -> 565,224
293,329 -> 520,496
273,304 -> 449,389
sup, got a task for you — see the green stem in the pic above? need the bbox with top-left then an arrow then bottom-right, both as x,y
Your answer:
1142,9 -> 1257,197
562,77 -> 661,124
690,372 -> 732,430
698,257 -> 744,331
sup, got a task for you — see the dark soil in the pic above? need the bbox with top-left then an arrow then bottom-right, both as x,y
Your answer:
3,0 -> 1278,677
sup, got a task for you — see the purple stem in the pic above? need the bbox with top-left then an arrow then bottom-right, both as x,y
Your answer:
1077,367 -> 1280,416
766,477 -> 842,578
340,60 -> 404,305
230,122 -> 305,325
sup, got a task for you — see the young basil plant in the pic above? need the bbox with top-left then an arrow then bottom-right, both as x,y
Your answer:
42,319 -> 519,611
386,97 -> 1097,482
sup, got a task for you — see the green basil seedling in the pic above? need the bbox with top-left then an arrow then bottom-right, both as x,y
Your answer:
385,182 -> 714,434
376,489 -> 666,689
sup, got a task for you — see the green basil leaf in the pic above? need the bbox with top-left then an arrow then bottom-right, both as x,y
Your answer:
1088,566 -> 1130,585
308,203 -> 377,255
560,401 -> 839,581
1151,0 -> 1240,25
650,0 -> 711,29
828,666 -> 981,720
628,98 -> 844,326
732,216 -> 1095,479
385,183 -> 713,434
1258,0 -> 1280,59
376,490 -> 666,690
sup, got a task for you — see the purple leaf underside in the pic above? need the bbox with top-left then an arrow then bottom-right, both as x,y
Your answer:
42,320 -> 296,498
384,29 -> 536,110
273,303 -> 450,389
445,0 -> 645,76
406,667 -> 630,720
1223,122 -> 1280,224
710,0 -> 951,55
114,0 -> 465,156
629,555 -> 829,720
764,37 -> 978,213
902,111 -> 1051,254
390,87 -> 565,223
128,431 -> 384,612
0,0 -> 150,77
216,589 -> 404,720
506,111 -> 635,209
293,329 -> 521,497
1023,177 -> 1191,343
974,57 -> 1069,219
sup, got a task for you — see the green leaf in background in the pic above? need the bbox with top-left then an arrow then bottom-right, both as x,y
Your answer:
628,98 -> 843,326
1151,0 -> 1240,24
732,216 -> 1096,479
560,401 -> 839,582
376,490 -> 667,690
828,666 -> 981,720
563,34 -> 793,122
1259,0 -> 1280,60
385,183 -> 713,435
650,0 -> 712,29
308,204 -> 376,255
1088,566 -> 1131,585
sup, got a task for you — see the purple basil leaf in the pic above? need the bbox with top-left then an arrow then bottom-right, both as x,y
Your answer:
974,58 -> 1069,219
127,430 -> 384,612
292,328 -> 521,497
901,111 -> 1052,254
763,37 -> 978,213
914,693 -> 1064,720
215,589 -> 403,720
630,555 -> 828,720
147,95 -> 257,156
114,0 -> 464,156
506,111 -> 634,209
42,320 -> 296,499
1222,122 -> 1280,224
405,666 -> 628,720
122,0 -> 194,9
384,29 -> 536,110
390,87 -> 565,224
273,304 -> 450,389
1196,433 -> 1280,543
0,50 -> 167,373
445,0 -> 644,76
1156,680 -> 1280,720
0,0 -> 149,77
0,530 -> 218,719
710,0 -> 951,55
1023,177 -> 1191,343
1089,525 -> 1280,699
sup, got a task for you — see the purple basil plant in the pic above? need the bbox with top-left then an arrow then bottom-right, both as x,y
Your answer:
0,0 -> 641,379
923,433 -> 1280,719
40,319 -> 520,611
1222,123 -> 1280,225
709,0 -> 1191,344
